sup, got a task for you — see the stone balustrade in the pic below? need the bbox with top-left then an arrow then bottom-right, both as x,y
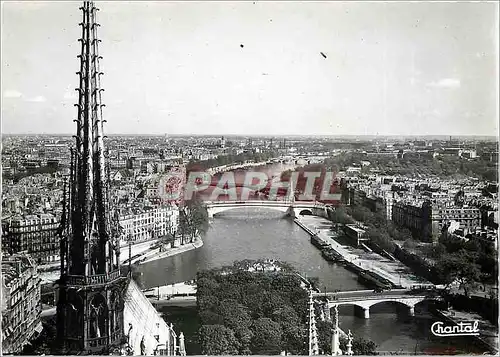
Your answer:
66,270 -> 121,286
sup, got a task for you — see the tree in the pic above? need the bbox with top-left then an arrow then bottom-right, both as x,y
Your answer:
250,318 -> 283,355
178,196 -> 209,244
199,325 -> 239,355
316,320 -> 333,354
186,196 -> 209,238
403,239 -> 417,250
217,299 -> 253,353
177,208 -> 190,245
272,306 -> 306,355
199,310 -> 225,325
340,336 -> 377,355
330,206 -> 355,225
435,250 -> 481,296
196,263 -> 309,355
421,243 -> 446,260
351,206 -> 372,223
366,227 -> 395,254
158,231 -> 175,251
397,227 -> 413,242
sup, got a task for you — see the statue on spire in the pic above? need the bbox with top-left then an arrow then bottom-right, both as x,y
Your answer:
331,305 -> 342,356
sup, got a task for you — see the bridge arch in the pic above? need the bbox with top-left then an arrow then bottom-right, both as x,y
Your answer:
207,204 -> 290,217
326,296 -> 433,319
205,201 -> 323,218
298,209 -> 313,216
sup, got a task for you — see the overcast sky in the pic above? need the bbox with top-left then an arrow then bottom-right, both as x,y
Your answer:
1,1 -> 498,136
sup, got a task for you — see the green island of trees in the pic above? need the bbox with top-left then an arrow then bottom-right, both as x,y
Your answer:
196,261 -> 309,355
196,260 -> 378,355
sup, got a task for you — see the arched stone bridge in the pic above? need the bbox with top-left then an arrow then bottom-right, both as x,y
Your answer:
312,289 -> 443,319
205,200 -> 327,218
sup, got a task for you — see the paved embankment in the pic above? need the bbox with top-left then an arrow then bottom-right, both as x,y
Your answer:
134,237 -> 203,265
143,281 -> 198,307
295,215 -> 431,289
39,237 -> 202,284
435,309 -> 499,354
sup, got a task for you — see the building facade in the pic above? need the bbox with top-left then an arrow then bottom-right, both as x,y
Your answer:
119,205 -> 179,243
1,253 -> 43,354
2,213 -> 60,263
392,201 -> 481,242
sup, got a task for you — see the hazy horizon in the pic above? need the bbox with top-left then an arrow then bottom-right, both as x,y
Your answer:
2,1 -> 498,136
2,132 -> 498,140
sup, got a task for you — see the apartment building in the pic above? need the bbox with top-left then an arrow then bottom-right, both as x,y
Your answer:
392,201 -> 481,242
1,253 -> 42,354
119,205 -> 180,243
2,213 -> 60,264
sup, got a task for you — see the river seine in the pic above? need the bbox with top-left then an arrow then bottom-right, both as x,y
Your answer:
138,209 -> 487,354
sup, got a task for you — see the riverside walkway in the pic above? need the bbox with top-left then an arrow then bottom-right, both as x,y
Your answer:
143,282 -> 197,307
296,216 -> 432,289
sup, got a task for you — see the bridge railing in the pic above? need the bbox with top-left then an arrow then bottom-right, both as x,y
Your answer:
206,200 -> 322,206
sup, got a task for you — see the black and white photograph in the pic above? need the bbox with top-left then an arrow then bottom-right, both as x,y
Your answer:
1,1 -> 498,355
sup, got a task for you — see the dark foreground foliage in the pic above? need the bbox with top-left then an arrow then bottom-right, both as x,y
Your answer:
196,261 -> 309,355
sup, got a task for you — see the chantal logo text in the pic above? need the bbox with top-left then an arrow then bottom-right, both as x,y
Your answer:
431,321 -> 480,337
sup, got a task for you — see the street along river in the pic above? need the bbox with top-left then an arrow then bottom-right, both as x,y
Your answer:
137,208 -> 487,354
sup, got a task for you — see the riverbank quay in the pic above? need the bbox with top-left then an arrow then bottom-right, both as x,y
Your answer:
38,237 -> 201,284
144,282 -> 198,307
434,309 -> 499,354
206,160 -> 271,175
294,215 -> 431,289
132,236 -> 203,265
143,282 -> 197,298
37,239 -> 158,274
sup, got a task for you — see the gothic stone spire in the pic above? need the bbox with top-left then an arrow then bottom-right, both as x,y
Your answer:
70,0 -> 114,276
57,2 -> 126,353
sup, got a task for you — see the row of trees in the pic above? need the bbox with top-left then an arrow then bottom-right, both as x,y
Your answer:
178,197 -> 209,244
331,204 -> 412,255
187,151 -> 277,172
432,232 -> 498,297
196,262 -> 309,355
158,197 -> 209,248
323,151 -> 498,182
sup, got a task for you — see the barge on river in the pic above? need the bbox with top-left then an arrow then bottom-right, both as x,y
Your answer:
321,247 -> 345,264
310,234 -> 330,249
358,270 -> 393,290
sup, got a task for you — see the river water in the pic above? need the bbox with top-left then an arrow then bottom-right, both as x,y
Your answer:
138,209 -> 487,354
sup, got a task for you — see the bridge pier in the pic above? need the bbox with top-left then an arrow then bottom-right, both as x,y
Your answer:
408,306 -> 415,317
354,305 -> 370,319
323,302 -> 331,321
362,307 -> 370,319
